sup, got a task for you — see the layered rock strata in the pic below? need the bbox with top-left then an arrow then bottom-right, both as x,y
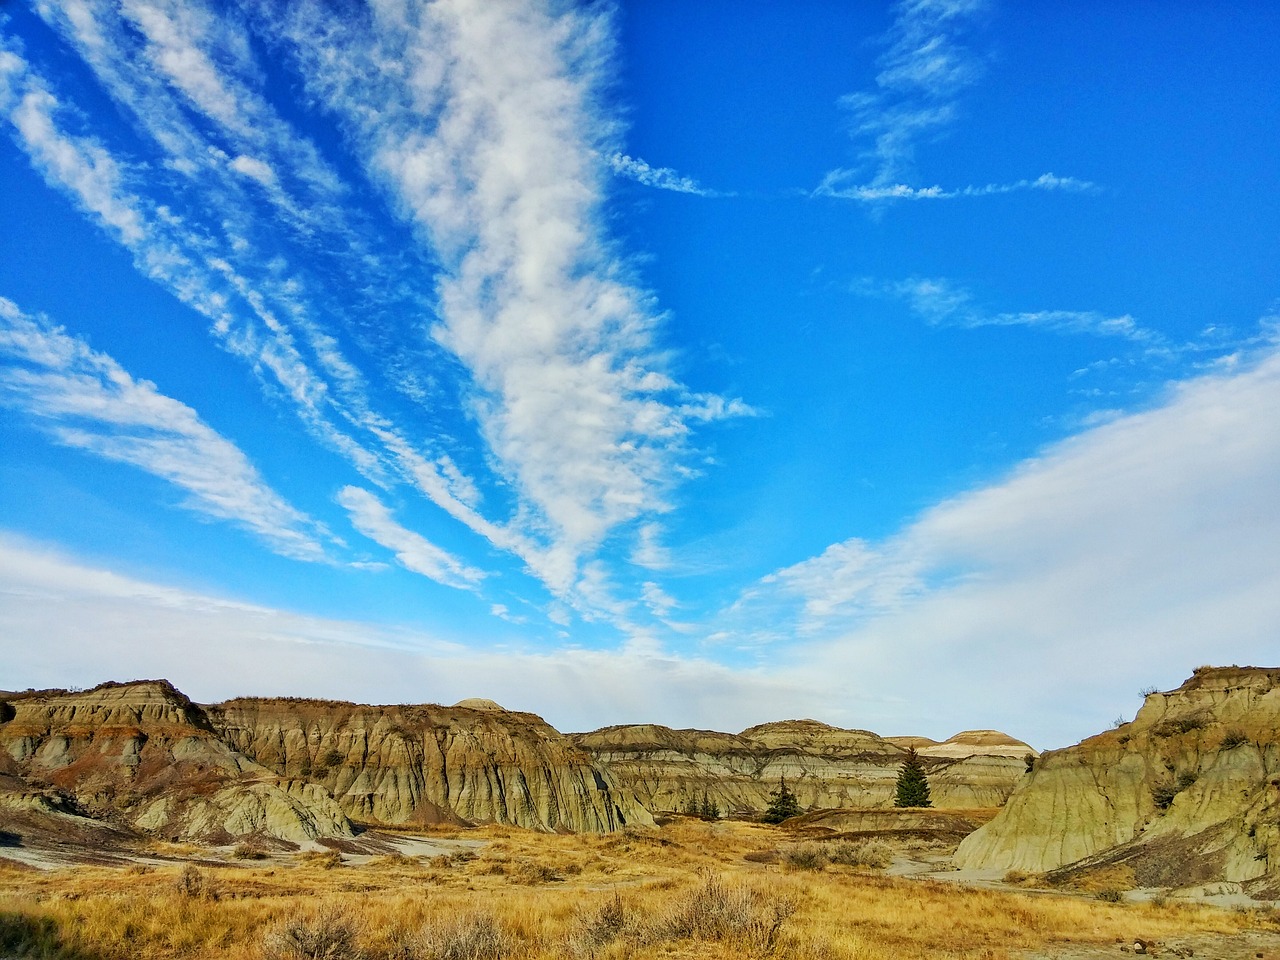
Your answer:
573,719 -> 1034,816
954,666 -> 1280,897
208,697 -> 651,833
0,681 -> 353,844
0,681 -> 651,844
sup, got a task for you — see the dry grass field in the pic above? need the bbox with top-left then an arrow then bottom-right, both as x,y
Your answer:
1,818 -> 1277,960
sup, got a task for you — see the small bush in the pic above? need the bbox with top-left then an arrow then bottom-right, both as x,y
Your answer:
568,894 -> 627,957
650,873 -> 795,951
1152,783 -> 1178,809
514,861 -> 562,884
416,912 -> 512,960
263,908 -> 363,960
298,850 -> 344,870
780,841 -> 829,871
175,864 -> 216,900
233,841 -> 268,860
1003,869 -> 1030,885
1094,888 -> 1124,903
1220,728 -> 1250,749
827,840 -> 893,870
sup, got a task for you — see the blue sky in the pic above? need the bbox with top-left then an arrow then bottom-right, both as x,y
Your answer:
2,0 -> 1278,749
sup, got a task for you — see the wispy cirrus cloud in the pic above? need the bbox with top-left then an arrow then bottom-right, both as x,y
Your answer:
816,0 -> 1095,206
607,152 -> 727,197
337,486 -> 485,590
0,299 -> 330,562
818,171 -> 1098,202
262,0 -> 748,598
856,275 -> 1156,343
5,0 -> 744,633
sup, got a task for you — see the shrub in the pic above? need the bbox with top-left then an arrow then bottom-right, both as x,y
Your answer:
297,850 -> 344,870
1220,728 -> 1250,749
1140,685 -> 1159,697
651,874 -> 794,951
780,841 -> 828,871
233,841 -> 268,860
827,840 -> 893,869
175,864 -> 216,901
263,908 -> 363,960
1094,888 -> 1124,903
416,912 -> 512,960
568,894 -> 627,958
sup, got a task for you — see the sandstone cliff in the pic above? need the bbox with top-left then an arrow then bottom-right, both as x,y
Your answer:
953,666 -> 1280,898
574,719 -> 1034,816
208,697 -> 651,833
0,680 -> 353,844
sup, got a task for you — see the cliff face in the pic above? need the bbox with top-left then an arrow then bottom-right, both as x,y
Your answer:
207,698 -> 652,833
573,720 -> 1034,816
0,681 -> 652,844
953,667 -> 1280,897
0,681 -> 353,844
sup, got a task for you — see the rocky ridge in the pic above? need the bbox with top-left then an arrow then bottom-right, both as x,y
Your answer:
954,666 -> 1280,898
0,681 -> 353,845
573,719 -> 1035,816
209,697 -> 650,833
0,681 -> 650,846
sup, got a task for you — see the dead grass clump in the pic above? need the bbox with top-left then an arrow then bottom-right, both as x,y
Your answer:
298,850 -> 344,870
415,911 -> 513,960
566,893 -> 626,958
827,840 -> 893,870
647,873 -> 795,951
233,841 -> 269,860
263,906 -> 364,959
175,864 -> 217,900
513,861 -> 561,884
780,842 -> 829,871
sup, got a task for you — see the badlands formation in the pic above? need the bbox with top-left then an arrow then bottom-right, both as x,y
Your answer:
1,679 -> 1028,848
4,666 -> 1278,902
573,721 -> 1033,815
956,666 -> 1280,898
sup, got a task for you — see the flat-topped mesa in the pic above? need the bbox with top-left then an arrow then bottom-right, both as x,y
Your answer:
208,697 -> 652,833
0,681 -> 352,844
573,719 -> 1036,816
954,666 -> 1280,898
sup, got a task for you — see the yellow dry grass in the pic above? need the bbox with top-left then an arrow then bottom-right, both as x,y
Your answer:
0,819 -> 1274,959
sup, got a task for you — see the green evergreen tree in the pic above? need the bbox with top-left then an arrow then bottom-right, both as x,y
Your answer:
761,777 -> 802,823
893,747 -> 932,808
698,792 -> 720,820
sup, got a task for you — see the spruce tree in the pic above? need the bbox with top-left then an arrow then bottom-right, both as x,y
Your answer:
893,747 -> 932,808
762,776 -> 802,823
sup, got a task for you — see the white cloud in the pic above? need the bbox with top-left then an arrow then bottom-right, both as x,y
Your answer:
0,299 -> 330,562
859,275 -> 1157,343
0,534 -> 810,734
337,486 -> 485,590
815,0 -> 1096,206
729,346 -> 1280,745
265,0 -> 749,604
607,153 -> 724,197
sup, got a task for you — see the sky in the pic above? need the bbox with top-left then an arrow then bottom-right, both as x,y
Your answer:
1,0 -> 1278,750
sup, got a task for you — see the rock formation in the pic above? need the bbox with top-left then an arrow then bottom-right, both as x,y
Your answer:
573,719 -> 1035,816
0,680 -> 353,844
954,666 -> 1280,898
0,680 -> 651,846
208,697 -> 651,833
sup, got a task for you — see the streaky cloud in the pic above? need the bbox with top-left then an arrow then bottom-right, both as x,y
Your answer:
337,486 -> 486,590
0,298 -> 331,563
607,152 -> 728,197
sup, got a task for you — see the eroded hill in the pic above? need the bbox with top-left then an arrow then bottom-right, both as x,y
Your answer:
954,666 -> 1280,898
572,719 -> 1036,816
